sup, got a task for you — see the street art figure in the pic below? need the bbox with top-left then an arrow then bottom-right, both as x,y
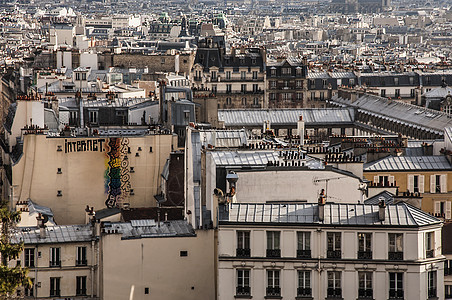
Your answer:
105,137 -> 131,208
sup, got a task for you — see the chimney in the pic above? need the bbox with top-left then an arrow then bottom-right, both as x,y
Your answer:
297,115 -> 305,145
318,189 -> 326,221
37,213 -> 46,239
85,205 -> 95,224
378,199 -> 386,221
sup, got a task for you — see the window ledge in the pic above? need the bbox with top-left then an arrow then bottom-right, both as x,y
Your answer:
265,296 -> 282,299
235,295 -> 252,299
296,297 -> 313,300
325,298 -> 343,300
427,297 -> 438,300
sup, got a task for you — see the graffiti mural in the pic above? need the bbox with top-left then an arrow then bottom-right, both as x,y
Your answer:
105,137 -> 131,208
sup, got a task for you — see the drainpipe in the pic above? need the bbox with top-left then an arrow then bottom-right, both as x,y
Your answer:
91,239 -> 95,298
317,227 -> 322,300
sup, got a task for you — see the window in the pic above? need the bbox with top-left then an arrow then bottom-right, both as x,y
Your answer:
445,260 -> 452,276
430,174 -> 447,194
297,232 -> 311,258
394,77 -> 399,86
226,84 -> 232,93
236,269 -> 251,296
253,84 -> 258,93
57,168 -> 62,174
435,200 -> 451,219
358,233 -> 372,259
266,231 -> 280,257
226,97 -> 231,105
409,76 -> 414,85
57,190 -> 62,197
446,285 -> 452,298
212,85 -> 217,94
76,72 -> 80,80
296,93 -> 303,100
350,78 -> 355,86
269,93 -> 276,101
271,68 -> 276,76
389,273 -> 403,299
82,73 -> 86,81
411,88 -> 415,98
358,272 -> 373,299
145,287 -> 149,294
408,175 -> 424,194
327,232 -> 341,259
89,110 -> 98,124
253,97 -> 259,106
296,80 -> 303,88
211,71 -> 217,81
252,71 -> 258,79
270,81 -> 277,89
298,271 -> 311,297
373,175 -> 395,187
226,71 -> 231,80
237,231 -> 250,257
381,89 -> 386,97
241,97 -> 247,106
50,247 -> 60,267
327,271 -> 341,298
322,79 -> 328,89
320,92 -> 325,100
282,68 -> 291,75
241,71 -> 246,80
241,84 -> 247,93
428,271 -> 437,298
296,67 -> 303,75
76,246 -> 87,266
388,233 -> 403,260
24,248 -> 34,267
310,92 -> 315,100
180,251 -> 188,257
266,270 -> 280,297
76,276 -> 87,296
395,89 -> 400,98
426,232 -> 434,258
25,278 -> 34,297
50,277 -> 60,297
282,93 -> 292,101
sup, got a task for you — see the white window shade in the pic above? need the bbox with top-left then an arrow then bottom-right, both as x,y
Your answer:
441,174 -> 447,193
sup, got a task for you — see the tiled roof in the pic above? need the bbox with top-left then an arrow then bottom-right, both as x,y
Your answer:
364,155 -> 452,171
220,203 -> 441,227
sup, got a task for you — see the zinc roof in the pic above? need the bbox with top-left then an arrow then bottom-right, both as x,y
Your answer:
364,155 -> 452,171
210,151 -> 278,166
105,220 -> 195,239
14,225 -> 93,245
218,108 -> 353,127
220,203 -> 440,227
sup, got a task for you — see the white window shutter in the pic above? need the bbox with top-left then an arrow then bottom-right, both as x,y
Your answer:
447,201 -> 451,219
389,176 -> 395,186
441,174 -> 447,193
408,175 -> 414,193
430,175 -> 436,193
434,201 -> 441,215
419,175 -> 425,193
373,176 -> 379,184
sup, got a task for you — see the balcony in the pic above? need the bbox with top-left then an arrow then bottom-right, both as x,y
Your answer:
236,286 -> 251,297
236,248 -> 251,258
388,252 -> 403,261
49,261 -> 61,267
426,249 -> 434,258
266,249 -> 281,258
358,288 -> 373,299
358,251 -> 372,259
389,289 -> 404,299
266,286 -> 281,298
327,250 -> 341,259
76,259 -> 87,266
297,249 -> 311,259
327,288 -> 342,299
297,287 -> 312,297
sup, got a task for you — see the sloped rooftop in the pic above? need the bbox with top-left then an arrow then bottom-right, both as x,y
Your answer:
220,203 -> 441,227
364,155 -> 452,171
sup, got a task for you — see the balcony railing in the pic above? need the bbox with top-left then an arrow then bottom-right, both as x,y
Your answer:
49,261 -> 61,267
76,259 -> 87,266
266,249 -> 281,258
50,290 -> 60,297
389,289 -> 404,299
358,251 -> 372,259
236,286 -> 251,296
327,288 -> 342,298
236,248 -> 251,258
428,288 -> 437,298
297,287 -> 312,297
297,249 -> 311,259
327,250 -> 341,259
388,251 -> 403,261
358,288 -> 373,298
426,249 -> 434,258
266,286 -> 281,297
76,289 -> 87,296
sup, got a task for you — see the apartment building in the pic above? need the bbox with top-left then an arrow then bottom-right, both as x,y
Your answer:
191,38 -> 266,109
217,202 -> 445,300
266,58 -> 308,108
363,155 -> 452,220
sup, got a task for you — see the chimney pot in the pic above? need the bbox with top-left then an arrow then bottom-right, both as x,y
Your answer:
378,200 -> 386,221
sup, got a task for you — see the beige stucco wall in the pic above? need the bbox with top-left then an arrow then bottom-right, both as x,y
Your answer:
100,229 -> 215,300
12,133 -> 176,224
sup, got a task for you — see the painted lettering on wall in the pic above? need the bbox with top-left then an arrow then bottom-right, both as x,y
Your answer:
64,139 -> 105,153
105,137 -> 131,208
